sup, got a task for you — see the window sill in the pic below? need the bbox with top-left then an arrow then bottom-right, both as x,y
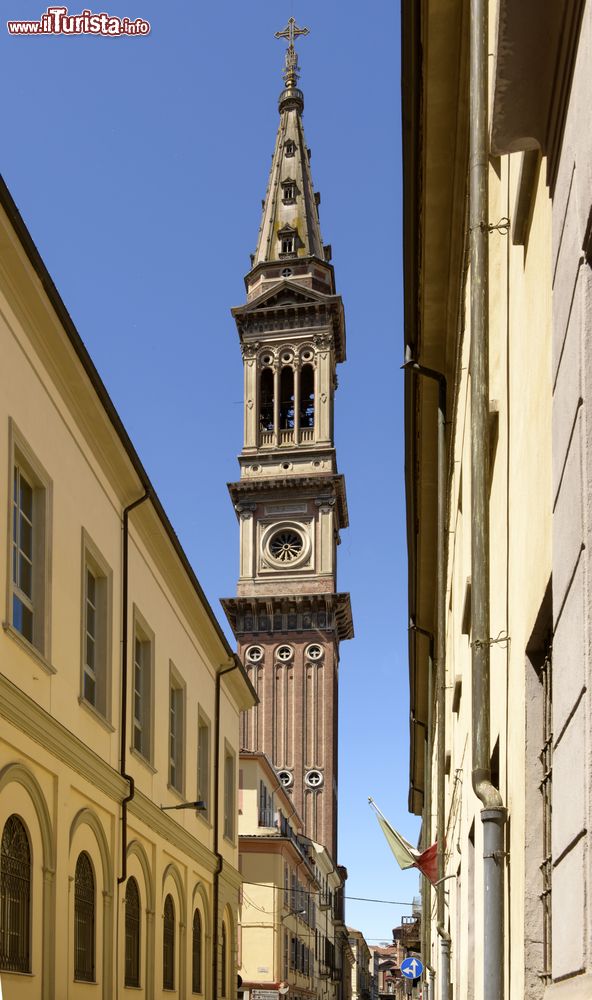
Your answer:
2,622 -> 56,674
79,696 -> 115,732
74,978 -> 97,984
130,747 -> 157,774
166,782 -> 185,801
223,833 -> 236,847
0,970 -> 35,977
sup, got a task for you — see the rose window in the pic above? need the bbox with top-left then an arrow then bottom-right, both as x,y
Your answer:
276,645 -> 294,662
269,529 -> 303,563
305,769 -> 323,789
306,644 -> 323,661
277,769 -> 294,788
246,646 -> 264,663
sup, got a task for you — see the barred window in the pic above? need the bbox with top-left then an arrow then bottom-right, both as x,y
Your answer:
192,908 -> 202,993
74,852 -> 95,982
125,877 -> 141,988
163,894 -> 175,990
0,815 -> 31,973
221,922 -> 228,998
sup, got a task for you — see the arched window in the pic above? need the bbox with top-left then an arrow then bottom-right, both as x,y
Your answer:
125,877 -> 141,987
259,368 -> 274,431
280,367 -> 294,429
74,852 -> 95,982
192,908 -> 202,993
300,364 -> 315,427
221,922 -> 228,998
0,815 -> 31,973
163,894 -> 175,990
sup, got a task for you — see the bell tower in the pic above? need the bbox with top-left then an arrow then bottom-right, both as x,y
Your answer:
222,20 -> 352,861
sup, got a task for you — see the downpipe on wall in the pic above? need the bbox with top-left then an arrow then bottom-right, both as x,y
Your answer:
404,357 -> 450,1000
469,2 -> 507,999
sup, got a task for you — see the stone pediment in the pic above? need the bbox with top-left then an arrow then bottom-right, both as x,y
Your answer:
236,280 -> 333,314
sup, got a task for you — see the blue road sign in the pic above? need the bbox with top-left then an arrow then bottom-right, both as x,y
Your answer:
401,957 -> 424,980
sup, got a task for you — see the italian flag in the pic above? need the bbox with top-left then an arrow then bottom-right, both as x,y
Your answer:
369,798 -> 439,885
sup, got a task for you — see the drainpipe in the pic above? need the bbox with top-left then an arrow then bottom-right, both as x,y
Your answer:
212,658 -> 239,998
118,490 -> 150,884
404,358 -> 450,1000
409,621 -> 434,991
469,3 -> 507,1000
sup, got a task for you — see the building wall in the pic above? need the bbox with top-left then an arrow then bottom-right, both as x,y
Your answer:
0,191 -> 252,998
550,3 -> 592,993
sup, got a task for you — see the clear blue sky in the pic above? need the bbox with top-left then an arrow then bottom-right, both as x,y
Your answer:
2,0 -> 420,944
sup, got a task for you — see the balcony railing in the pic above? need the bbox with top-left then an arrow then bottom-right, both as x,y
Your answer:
300,427 -> 314,443
280,429 -> 294,445
260,430 -> 274,447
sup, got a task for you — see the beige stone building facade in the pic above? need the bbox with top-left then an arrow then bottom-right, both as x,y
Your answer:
402,1 -> 592,999
347,929 -> 372,1000
0,176 -> 256,998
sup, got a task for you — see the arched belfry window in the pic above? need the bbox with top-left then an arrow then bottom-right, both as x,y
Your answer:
192,908 -> 202,993
280,367 -> 295,429
0,815 -> 31,973
260,368 -> 274,431
300,364 -> 315,427
125,877 -> 141,988
74,851 -> 95,982
163,894 -> 175,990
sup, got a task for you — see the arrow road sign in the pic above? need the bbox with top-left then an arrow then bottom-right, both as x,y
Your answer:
401,956 -> 424,980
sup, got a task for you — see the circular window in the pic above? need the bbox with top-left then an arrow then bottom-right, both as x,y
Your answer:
277,769 -> 294,788
246,645 -> 264,663
281,462 -> 292,472
281,352 -> 293,364
305,769 -> 323,789
261,354 -> 273,366
301,349 -> 313,361
269,529 -> 303,563
306,644 -> 323,661
281,267 -> 293,278
251,464 -> 261,473
312,460 -> 322,468
276,645 -> 294,662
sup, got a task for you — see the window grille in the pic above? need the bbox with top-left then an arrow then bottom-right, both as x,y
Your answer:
192,908 -> 202,993
163,894 -> 175,989
124,877 -> 141,987
74,852 -> 95,982
221,922 -> 228,997
539,647 -> 552,983
0,815 -> 31,973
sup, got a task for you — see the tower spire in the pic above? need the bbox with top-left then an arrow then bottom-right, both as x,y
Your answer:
248,17 -> 329,288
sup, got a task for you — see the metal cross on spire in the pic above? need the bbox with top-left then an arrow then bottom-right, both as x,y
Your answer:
275,17 -> 310,88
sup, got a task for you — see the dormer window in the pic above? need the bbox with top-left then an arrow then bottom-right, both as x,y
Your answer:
282,179 -> 298,204
278,225 -> 298,258
284,140 -> 296,157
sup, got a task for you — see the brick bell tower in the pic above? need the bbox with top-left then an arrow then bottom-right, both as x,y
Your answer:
221,19 -> 352,861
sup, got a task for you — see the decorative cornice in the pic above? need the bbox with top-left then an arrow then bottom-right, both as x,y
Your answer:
0,672 -> 127,801
228,473 -> 349,530
221,591 -> 354,642
129,790 -> 218,874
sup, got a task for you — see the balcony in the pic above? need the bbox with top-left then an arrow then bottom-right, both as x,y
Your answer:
280,429 -> 294,445
300,427 -> 314,443
260,430 -> 274,447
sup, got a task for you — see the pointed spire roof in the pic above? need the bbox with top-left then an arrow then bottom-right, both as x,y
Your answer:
252,19 -> 325,268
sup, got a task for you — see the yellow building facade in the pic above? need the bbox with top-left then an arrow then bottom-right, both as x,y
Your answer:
0,177 -> 256,999
400,1 -> 592,999
238,752 -> 347,1000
